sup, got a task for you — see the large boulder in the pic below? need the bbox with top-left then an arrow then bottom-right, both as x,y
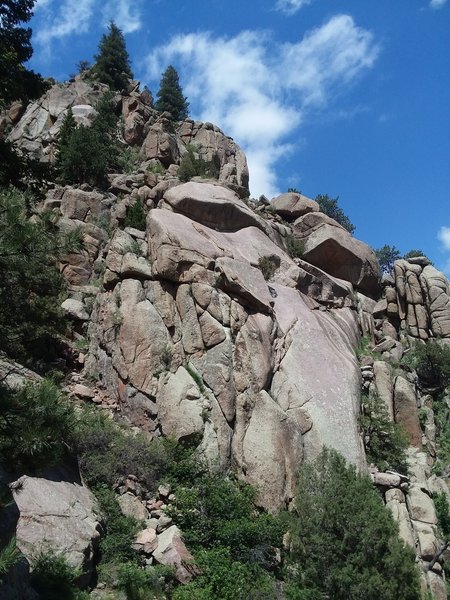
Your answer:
292,212 -> 381,296
271,192 -> 319,221
11,472 -> 102,586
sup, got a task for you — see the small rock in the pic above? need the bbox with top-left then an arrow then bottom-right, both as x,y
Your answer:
132,528 -> 158,555
156,515 -> 173,533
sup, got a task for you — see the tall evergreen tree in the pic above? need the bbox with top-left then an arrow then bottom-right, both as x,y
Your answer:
93,21 -> 133,90
155,65 -> 189,121
0,0 -> 47,106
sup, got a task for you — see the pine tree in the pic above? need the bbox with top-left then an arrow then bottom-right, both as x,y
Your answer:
93,21 -> 133,90
0,0 -> 47,106
155,65 -> 189,121
57,107 -> 76,151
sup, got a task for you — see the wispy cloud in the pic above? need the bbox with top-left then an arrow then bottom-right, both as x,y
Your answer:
276,0 -> 315,15
103,0 -> 143,34
34,0 -> 142,47
430,0 -> 448,9
35,0 -> 95,45
144,15 -> 379,197
438,226 -> 450,276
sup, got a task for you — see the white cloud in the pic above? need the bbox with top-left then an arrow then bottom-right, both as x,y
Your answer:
276,0 -> 315,15
35,0 -> 96,45
430,0 -> 447,9
34,0 -> 142,46
144,15 -> 379,197
438,226 -> 450,250
103,0 -> 142,34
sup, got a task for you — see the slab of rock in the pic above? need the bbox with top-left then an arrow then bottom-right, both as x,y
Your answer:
406,485 -> 437,524
132,528 -> 158,554
215,256 -> 273,313
271,192 -> 319,221
293,212 -> 381,295
393,376 -> 422,447
163,181 -> 268,233
153,525 -> 197,583
11,472 -> 102,585
117,492 -> 149,521
61,298 -> 89,321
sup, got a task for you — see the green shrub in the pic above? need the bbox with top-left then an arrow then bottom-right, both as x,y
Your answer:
178,144 -> 220,182
172,548 -> 277,600
0,380 -> 75,471
0,538 -> 20,578
402,341 -> 450,389
286,234 -> 304,259
315,194 -> 355,234
375,245 -> 401,274
258,256 -> 276,281
123,199 -> 146,231
30,552 -> 87,600
186,363 -> 205,393
94,485 -> 139,563
73,408 -> 169,489
433,492 -> 450,539
286,448 -> 421,600
117,146 -> 140,174
359,391 -> 408,472
0,187 -> 81,367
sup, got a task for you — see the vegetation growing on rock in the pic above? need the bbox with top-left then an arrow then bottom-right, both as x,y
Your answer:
92,21 -> 133,91
155,65 -> 189,121
315,193 -> 355,234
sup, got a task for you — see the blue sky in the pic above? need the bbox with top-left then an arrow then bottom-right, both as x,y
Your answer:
29,0 -> 450,273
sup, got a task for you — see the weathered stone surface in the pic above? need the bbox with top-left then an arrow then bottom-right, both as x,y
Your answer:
11,473 -> 101,584
292,212 -> 381,295
394,376 -> 422,447
132,528 -> 158,554
215,256 -> 273,313
271,192 -> 319,221
270,285 -> 364,468
373,360 -> 394,419
163,182 -> 268,233
373,472 -> 401,488
118,279 -> 171,394
153,525 -> 197,583
61,298 -> 89,321
239,391 -> 303,512
59,187 -> 105,221
386,497 -> 415,548
178,119 -> 249,195
412,520 -> 439,560
406,485 -> 437,524
141,122 -> 180,166
421,265 -> 450,338
157,367 -> 204,442
117,493 -> 149,521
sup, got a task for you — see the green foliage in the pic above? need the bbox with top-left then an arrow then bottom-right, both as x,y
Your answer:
0,138 -> 52,191
315,194 -> 355,234
117,146 -> 140,174
286,448 -> 421,600
57,107 -> 76,150
178,144 -> 220,182
73,407 -> 169,489
123,199 -> 146,230
172,548 -> 277,600
169,474 -> 282,563
56,92 -> 119,186
94,485 -> 139,563
287,187 -> 301,193
375,244 -> 402,274
433,492 -> 450,539
0,380 -> 75,471
185,362 -> 205,394
0,538 -> 20,578
93,21 -> 133,90
286,234 -> 304,259
0,187 -> 81,366
359,391 -> 408,472
402,341 -> 450,389
403,249 -> 430,261
258,256 -> 276,281
0,0 -> 48,107
30,552 -> 87,600
147,161 -> 166,175
155,65 -> 189,121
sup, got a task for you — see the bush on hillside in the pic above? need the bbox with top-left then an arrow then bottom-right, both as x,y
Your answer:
178,144 -> 220,182
315,194 -> 355,234
0,380 -> 75,471
123,199 -> 146,230
359,391 -> 408,472
402,341 -> 450,389
0,187 -> 81,366
285,448 -> 420,600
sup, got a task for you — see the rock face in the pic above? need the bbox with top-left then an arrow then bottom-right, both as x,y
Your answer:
271,192 -> 319,221
10,472 -> 102,586
292,212 -> 381,296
